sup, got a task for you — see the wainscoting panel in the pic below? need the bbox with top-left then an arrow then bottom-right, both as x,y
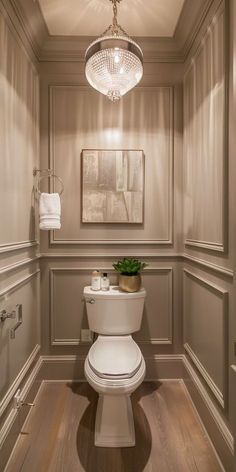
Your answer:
183,2 -> 226,252
49,85 -> 173,245
0,270 -> 41,404
134,268 -> 173,344
50,267 -> 173,346
0,11 -> 39,248
50,268 -> 91,346
183,269 -> 228,407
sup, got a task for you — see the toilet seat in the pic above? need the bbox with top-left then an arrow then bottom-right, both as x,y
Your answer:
88,335 -> 142,380
85,355 -> 146,395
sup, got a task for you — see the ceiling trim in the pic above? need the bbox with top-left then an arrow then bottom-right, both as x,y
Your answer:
0,0 -> 48,62
0,0 -> 39,62
40,35 -> 184,63
177,0 -> 224,60
4,0 -> 221,64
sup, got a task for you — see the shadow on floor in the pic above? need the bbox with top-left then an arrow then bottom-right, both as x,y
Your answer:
75,384 -> 153,472
68,380 -> 162,401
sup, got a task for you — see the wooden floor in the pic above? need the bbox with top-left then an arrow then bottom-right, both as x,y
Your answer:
5,381 -> 222,472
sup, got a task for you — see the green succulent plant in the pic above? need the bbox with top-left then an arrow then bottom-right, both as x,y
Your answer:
112,257 -> 148,276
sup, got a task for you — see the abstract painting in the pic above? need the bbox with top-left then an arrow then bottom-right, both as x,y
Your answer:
81,150 -> 144,223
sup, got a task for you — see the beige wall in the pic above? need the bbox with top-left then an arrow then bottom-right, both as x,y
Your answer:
182,0 -> 236,468
1,0 -> 236,470
229,0 -> 236,465
38,8 -> 236,467
0,6 -> 40,467
39,59 -> 184,361
184,2 -> 225,251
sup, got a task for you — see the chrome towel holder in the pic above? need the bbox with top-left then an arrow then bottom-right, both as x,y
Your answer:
33,168 -> 64,196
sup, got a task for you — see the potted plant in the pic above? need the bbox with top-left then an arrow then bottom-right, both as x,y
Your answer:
112,257 -> 148,293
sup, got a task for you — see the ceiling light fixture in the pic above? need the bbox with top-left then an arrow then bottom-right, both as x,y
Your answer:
85,0 -> 143,102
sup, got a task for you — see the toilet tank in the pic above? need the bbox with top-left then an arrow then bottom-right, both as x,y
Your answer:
83,286 -> 146,335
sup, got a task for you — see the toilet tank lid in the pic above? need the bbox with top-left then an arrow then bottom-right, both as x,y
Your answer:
84,286 -> 146,299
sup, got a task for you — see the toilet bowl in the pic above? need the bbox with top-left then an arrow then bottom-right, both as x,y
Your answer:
83,286 -> 146,447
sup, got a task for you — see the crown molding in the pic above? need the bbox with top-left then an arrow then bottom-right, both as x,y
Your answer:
39,34 -> 184,64
3,0 -> 221,65
0,0 -> 46,62
37,0 -> 219,63
174,0 -> 213,57
180,0 -> 225,62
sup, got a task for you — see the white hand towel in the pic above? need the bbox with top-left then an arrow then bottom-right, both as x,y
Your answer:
39,193 -> 61,230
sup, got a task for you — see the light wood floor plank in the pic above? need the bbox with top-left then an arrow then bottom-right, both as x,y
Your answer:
5,381 -> 222,472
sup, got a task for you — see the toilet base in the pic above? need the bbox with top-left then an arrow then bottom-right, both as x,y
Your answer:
95,394 -> 135,447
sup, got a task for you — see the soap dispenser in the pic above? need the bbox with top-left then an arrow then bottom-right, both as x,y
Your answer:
101,272 -> 110,291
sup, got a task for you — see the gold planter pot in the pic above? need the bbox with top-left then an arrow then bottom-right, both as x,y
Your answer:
119,274 -> 141,293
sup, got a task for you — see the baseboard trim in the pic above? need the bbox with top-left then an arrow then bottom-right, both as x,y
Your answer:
183,355 -> 233,453
2,381 -> 45,472
181,379 -> 226,472
0,352 -> 42,449
184,342 -> 225,408
0,344 -> 41,418
183,355 -> 234,471
39,353 -> 185,382
0,353 -> 234,472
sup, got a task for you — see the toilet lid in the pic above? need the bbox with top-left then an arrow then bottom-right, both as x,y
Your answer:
88,336 -> 142,379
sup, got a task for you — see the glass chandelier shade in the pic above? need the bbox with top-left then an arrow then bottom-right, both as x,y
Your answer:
85,1 -> 143,102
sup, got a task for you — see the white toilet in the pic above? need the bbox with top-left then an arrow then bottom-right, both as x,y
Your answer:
83,285 -> 146,448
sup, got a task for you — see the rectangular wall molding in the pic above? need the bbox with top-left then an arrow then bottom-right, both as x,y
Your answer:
185,240 -> 226,253
39,252 -> 234,278
183,269 -> 228,408
183,253 -> 234,278
49,85 -> 174,246
0,269 -> 40,300
183,1 -> 227,253
50,267 -> 91,346
135,268 -> 173,345
0,256 -> 40,276
40,253 -> 181,259
1,252 -> 232,278
49,267 -> 173,346
50,238 -> 174,246
0,241 -> 38,254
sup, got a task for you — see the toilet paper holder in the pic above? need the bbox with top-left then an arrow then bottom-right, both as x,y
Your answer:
0,304 -> 23,339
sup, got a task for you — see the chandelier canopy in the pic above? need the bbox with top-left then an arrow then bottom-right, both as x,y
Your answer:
85,0 -> 143,102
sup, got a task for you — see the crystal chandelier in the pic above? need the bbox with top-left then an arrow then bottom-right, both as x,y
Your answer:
85,0 -> 143,102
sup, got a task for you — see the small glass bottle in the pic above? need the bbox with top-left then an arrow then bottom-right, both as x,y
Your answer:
91,270 -> 101,291
101,272 -> 110,291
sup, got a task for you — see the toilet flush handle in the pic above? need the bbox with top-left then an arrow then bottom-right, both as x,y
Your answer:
86,298 -> 95,304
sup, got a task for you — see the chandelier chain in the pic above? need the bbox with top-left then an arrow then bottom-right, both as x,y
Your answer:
100,0 -> 130,39
112,0 -> 118,26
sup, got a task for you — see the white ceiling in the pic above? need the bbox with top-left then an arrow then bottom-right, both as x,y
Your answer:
38,0 -> 185,37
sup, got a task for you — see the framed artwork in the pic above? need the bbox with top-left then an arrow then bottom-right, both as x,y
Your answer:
81,149 -> 144,223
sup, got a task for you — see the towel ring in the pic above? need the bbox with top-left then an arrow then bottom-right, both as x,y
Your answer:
33,169 -> 64,196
